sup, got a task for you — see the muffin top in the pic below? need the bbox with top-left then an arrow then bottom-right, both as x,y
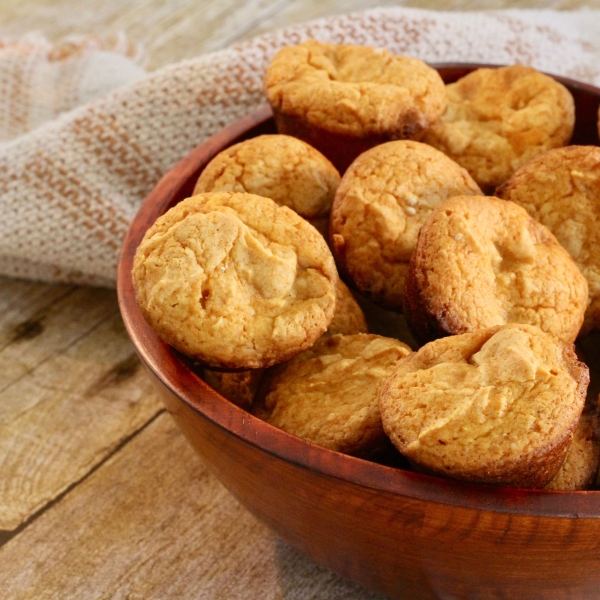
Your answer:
403,195 -> 588,344
193,134 -> 340,220
264,40 -> 446,138
379,324 -> 589,488
253,333 -> 412,456
132,192 -> 338,369
201,278 -> 366,408
423,65 -> 574,190
496,145 -> 600,334
330,140 -> 481,309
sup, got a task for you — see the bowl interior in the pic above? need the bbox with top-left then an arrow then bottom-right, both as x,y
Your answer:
118,64 -> 600,518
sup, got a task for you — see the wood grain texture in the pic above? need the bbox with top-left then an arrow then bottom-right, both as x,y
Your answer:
0,287 -> 162,531
160,381 -> 600,599
0,413 -> 380,600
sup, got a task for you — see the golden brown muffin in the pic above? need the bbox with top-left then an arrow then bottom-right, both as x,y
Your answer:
253,333 -> 412,456
328,278 -> 368,336
496,145 -> 600,334
132,192 -> 338,369
202,368 -> 263,409
330,140 -> 482,310
193,134 -> 340,234
545,412 -> 599,491
403,195 -> 588,344
423,65 -> 574,191
202,278 -> 367,407
379,324 -> 589,488
264,40 -> 446,172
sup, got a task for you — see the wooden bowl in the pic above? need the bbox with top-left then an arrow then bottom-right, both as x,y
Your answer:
118,65 -> 600,600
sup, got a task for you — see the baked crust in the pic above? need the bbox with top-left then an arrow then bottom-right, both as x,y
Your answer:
403,195 -> 588,344
193,134 -> 340,222
423,65 -> 574,191
330,140 -> 481,309
132,192 -> 338,369
379,324 -> 589,488
202,368 -> 264,409
264,40 -> 446,139
496,145 -> 600,334
328,278 -> 368,336
253,333 -> 412,456
545,411 -> 599,491
201,279 -> 366,408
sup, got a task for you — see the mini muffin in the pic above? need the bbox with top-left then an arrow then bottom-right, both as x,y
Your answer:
202,278 -> 367,407
253,333 -> 412,456
404,195 -> 588,344
545,412 -> 599,491
379,324 -> 589,488
496,145 -> 600,334
330,140 -> 481,310
423,65 -> 574,191
132,192 -> 338,369
264,40 -> 446,172
193,134 -> 340,236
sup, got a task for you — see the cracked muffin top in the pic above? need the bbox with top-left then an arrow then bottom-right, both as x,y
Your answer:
379,324 -> 589,488
264,40 -> 446,139
330,140 -> 481,310
253,333 -> 412,456
496,145 -> 600,334
193,134 -> 340,220
201,278 -> 367,408
132,191 -> 338,369
423,65 -> 574,191
403,195 -> 588,344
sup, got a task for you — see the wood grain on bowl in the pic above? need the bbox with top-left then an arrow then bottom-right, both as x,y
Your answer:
118,65 -> 600,600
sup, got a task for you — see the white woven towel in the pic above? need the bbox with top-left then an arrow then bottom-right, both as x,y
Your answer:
1,7 -> 599,287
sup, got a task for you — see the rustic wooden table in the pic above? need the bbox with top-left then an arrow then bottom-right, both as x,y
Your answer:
0,1 -> 597,598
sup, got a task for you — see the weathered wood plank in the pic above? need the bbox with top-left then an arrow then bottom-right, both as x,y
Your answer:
0,286 -> 120,392
0,413 -> 381,599
0,305 -> 162,531
0,276 -> 72,321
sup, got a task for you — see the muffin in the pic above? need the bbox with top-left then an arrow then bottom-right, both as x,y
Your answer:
496,145 -> 600,334
545,412 -> 599,491
132,192 -> 338,369
253,333 -> 412,457
202,278 -> 367,407
403,195 -> 588,344
330,140 -> 481,310
327,278 -> 368,336
379,324 -> 589,488
202,368 -> 263,409
423,65 -> 574,191
264,40 -> 446,172
193,134 -> 340,237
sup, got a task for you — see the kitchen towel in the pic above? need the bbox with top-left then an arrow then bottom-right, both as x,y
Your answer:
1,7 -> 599,287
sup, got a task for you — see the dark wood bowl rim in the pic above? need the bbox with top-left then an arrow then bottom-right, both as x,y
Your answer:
118,63 -> 600,519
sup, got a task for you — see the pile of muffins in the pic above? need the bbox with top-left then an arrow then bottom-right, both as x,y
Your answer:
132,40 -> 600,491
